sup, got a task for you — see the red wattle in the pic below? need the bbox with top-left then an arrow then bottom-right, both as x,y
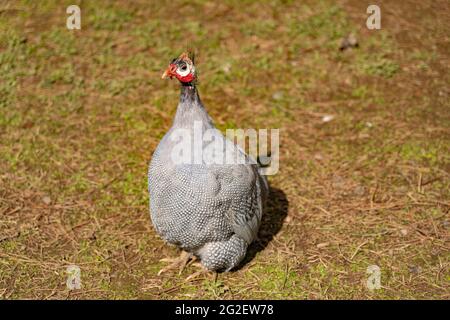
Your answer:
177,73 -> 195,83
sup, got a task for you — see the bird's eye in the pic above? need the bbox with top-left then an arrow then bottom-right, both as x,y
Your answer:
176,63 -> 191,77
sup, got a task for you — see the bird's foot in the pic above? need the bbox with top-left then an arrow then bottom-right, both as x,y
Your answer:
184,263 -> 217,282
158,251 -> 193,276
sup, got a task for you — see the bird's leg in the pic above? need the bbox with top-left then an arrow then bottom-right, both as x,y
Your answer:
158,251 -> 193,276
184,262 -> 217,282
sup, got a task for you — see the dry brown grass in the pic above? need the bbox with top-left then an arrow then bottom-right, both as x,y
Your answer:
0,0 -> 449,299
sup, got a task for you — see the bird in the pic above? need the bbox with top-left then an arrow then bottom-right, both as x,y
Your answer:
148,52 -> 268,277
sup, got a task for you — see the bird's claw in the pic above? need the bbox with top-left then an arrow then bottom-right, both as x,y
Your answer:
157,251 -> 193,276
184,265 -> 217,282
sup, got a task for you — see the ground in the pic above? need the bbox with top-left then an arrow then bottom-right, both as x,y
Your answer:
0,0 -> 449,299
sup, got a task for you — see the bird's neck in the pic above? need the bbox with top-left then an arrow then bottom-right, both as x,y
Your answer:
173,84 -> 214,129
179,83 -> 199,105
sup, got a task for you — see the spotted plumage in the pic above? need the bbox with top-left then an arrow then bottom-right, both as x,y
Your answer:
148,53 -> 268,272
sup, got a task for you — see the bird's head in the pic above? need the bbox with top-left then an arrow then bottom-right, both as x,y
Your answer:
161,52 -> 196,84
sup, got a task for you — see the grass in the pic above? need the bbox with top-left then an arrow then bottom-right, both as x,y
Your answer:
0,0 -> 449,299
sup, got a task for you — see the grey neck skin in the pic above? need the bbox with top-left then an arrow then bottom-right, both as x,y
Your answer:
173,83 -> 215,129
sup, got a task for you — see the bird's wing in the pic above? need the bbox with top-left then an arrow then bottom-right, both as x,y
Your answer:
218,164 -> 263,245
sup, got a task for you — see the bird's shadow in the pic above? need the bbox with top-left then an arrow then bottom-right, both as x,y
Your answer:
235,186 -> 289,270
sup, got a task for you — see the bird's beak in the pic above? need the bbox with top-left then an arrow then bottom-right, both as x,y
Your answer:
161,69 -> 170,79
161,64 -> 177,79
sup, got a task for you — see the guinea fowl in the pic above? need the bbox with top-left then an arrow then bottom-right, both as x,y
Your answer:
148,52 -> 268,276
